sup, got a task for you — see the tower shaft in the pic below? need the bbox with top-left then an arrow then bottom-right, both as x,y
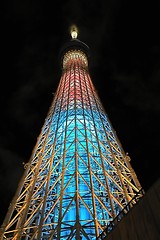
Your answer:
0,41 -> 142,240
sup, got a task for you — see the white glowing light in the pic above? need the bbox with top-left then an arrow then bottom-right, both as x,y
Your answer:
70,25 -> 78,39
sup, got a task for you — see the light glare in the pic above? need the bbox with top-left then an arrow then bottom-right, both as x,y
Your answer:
70,25 -> 78,39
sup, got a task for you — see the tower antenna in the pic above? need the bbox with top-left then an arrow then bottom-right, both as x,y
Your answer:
70,25 -> 78,39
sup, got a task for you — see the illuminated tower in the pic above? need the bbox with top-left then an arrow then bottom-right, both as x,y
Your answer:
0,26 -> 143,240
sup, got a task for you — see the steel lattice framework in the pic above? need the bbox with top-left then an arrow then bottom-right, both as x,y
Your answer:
0,36 -> 143,240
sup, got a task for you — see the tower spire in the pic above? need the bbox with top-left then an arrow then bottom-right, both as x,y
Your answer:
70,25 -> 78,39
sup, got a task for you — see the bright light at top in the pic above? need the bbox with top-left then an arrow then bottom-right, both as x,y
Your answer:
70,25 -> 78,39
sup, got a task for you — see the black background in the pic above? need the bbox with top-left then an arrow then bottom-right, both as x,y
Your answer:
1,0 -> 160,225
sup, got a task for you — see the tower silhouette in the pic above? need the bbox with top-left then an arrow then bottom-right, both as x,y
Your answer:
0,27 -> 143,240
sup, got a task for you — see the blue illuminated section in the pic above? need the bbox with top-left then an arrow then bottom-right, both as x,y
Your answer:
46,108 -> 113,239
56,112 -> 95,238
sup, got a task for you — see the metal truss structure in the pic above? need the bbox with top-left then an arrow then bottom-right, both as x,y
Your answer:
0,35 -> 143,240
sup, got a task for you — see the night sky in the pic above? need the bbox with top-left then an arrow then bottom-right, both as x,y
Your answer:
1,0 -> 160,225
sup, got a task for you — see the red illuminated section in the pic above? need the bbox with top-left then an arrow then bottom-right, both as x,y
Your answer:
56,50 -> 97,110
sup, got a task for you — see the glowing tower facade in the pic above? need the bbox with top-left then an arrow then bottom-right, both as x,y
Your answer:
0,28 -> 143,239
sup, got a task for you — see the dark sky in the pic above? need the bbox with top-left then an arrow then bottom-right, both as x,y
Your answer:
1,0 -> 160,225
